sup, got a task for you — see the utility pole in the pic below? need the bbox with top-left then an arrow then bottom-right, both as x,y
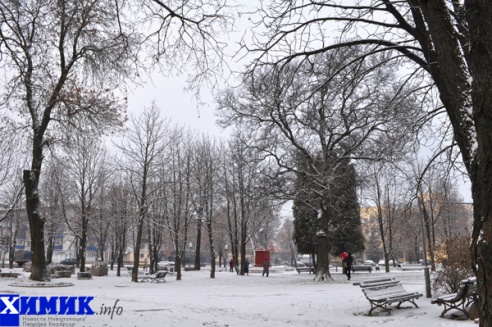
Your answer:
417,196 -> 432,298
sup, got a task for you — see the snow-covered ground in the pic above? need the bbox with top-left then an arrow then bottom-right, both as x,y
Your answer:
0,266 -> 478,327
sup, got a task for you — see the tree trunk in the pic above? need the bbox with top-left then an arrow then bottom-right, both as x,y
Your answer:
117,244 -> 125,277
194,219 -> 202,270
314,205 -> 333,281
379,215 -> 389,273
469,151 -> 492,326
23,170 -> 49,281
240,229 -> 247,276
175,255 -> 182,281
99,247 -> 104,263
8,244 -> 15,269
132,160 -> 148,282
132,214 -> 145,282
79,218 -> 88,272
46,221 -> 55,265
207,211 -> 216,279
465,2 -> 492,325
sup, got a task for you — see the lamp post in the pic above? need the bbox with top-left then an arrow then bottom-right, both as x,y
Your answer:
417,196 -> 432,298
188,242 -> 193,268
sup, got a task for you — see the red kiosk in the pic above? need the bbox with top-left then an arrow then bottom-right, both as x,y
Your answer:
255,249 -> 270,267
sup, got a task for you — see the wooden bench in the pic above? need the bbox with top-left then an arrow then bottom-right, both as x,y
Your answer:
354,278 -> 423,315
431,277 -> 477,319
137,271 -> 168,283
352,265 -> 372,273
400,264 -> 423,271
0,272 -> 20,278
296,266 -> 314,274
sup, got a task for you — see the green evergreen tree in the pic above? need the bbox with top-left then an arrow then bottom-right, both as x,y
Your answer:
292,189 -> 319,256
293,157 -> 364,261
328,162 -> 365,256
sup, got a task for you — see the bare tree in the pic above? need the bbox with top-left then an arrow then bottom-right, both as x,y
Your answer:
0,0 -> 235,282
141,0 -> 235,91
276,218 -> 297,267
107,178 -> 134,277
438,196 -> 472,243
363,164 -> 407,272
147,192 -> 165,274
41,156 -> 66,265
0,180 -> 25,269
190,135 -> 221,277
0,0 -> 138,281
0,134 -> 27,269
218,50 -> 420,281
90,168 -> 114,263
248,1 -> 492,320
159,127 -> 195,281
219,133 -> 279,276
62,134 -> 109,271
0,130 -> 26,225
0,127 -> 18,192
412,163 -> 471,271
116,103 -> 170,282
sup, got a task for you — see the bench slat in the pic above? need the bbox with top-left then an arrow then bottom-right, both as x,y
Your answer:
354,278 -> 397,287
360,281 -> 400,289
364,285 -> 406,297
385,292 -> 422,302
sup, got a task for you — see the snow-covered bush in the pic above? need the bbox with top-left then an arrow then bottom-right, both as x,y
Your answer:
432,234 -> 474,295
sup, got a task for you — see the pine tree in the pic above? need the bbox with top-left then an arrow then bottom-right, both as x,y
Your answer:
328,162 -> 365,256
293,156 -> 364,263
292,189 -> 319,256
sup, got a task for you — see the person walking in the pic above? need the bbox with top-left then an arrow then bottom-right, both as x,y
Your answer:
341,251 -> 348,275
243,259 -> 250,276
262,259 -> 270,277
345,252 -> 354,280
229,259 -> 234,272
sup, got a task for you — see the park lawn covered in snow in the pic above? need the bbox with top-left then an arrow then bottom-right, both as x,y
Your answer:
0,266 -> 478,327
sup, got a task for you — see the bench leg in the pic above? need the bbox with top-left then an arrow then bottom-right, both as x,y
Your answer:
437,300 -> 469,320
151,278 -> 166,283
368,301 -> 391,316
396,298 -> 419,309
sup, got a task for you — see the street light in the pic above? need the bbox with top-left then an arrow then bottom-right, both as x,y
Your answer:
417,196 -> 432,298
188,242 -> 193,267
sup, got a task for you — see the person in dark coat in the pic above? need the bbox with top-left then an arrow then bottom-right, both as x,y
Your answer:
243,259 -> 250,276
229,259 -> 234,272
262,259 -> 269,277
345,253 -> 354,280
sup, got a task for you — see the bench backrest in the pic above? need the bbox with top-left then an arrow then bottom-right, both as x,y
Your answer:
156,271 -> 167,278
466,277 -> 477,296
453,279 -> 473,300
357,279 -> 400,289
364,284 -> 405,296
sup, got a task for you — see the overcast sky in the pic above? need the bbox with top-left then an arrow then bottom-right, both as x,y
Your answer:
127,74 -> 225,137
